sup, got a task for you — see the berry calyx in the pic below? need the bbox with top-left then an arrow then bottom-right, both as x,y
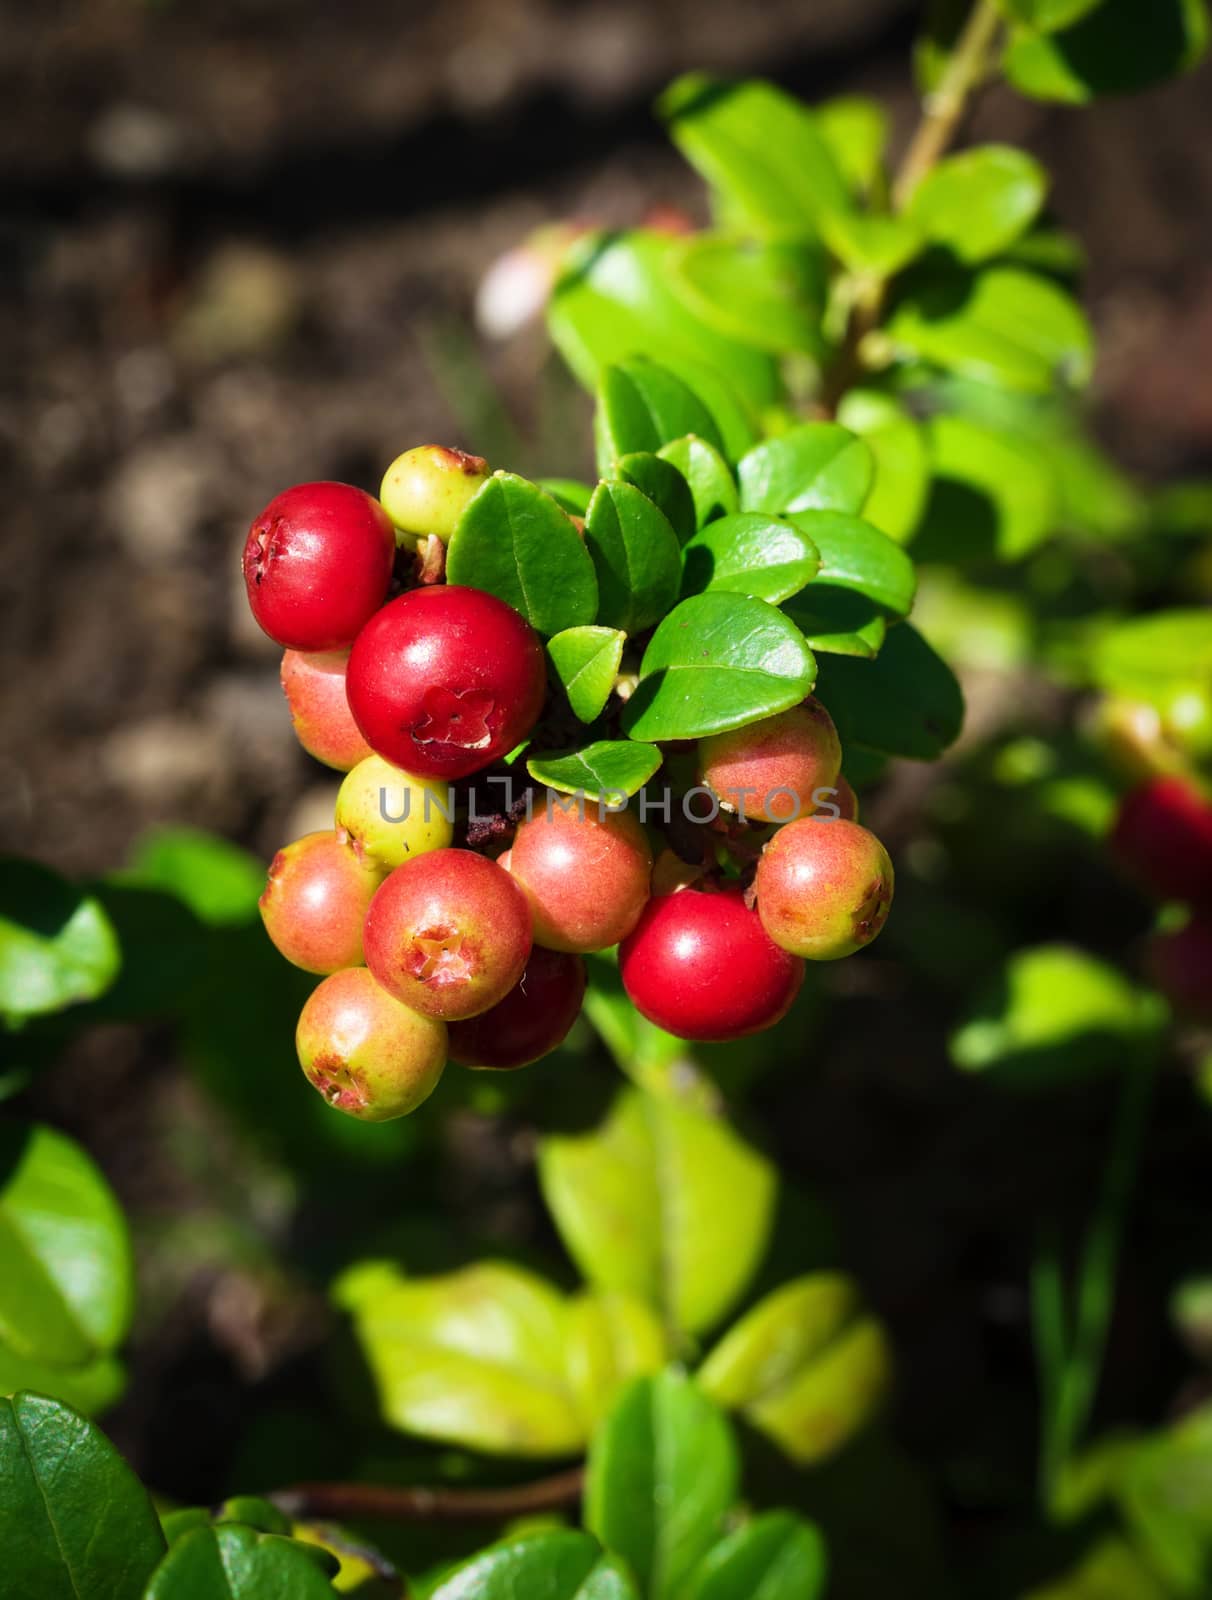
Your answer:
1110,775 -> 1212,908
380,445 -> 490,544
335,753 -> 454,871
755,817 -> 894,960
259,830 -> 384,974
296,966 -> 447,1121
242,481 -> 395,650
508,797 -> 653,952
619,884 -> 804,1042
346,586 -> 546,780
698,698 -> 842,823
280,648 -> 374,771
1147,913 -> 1212,1024
447,946 -> 587,1069
363,848 -> 532,1021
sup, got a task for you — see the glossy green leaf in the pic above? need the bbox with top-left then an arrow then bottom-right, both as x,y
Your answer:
586,1371 -> 738,1600
835,390 -> 930,544
907,146 -> 1047,263
144,1523 -> 339,1599
821,211 -> 923,277
527,742 -> 663,804
687,1512 -> 827,1600
547,627 -> 626,724
783,591 -> 887,659
598,360 -> 725,464
816,96 -> 888,194
619,451 -> 697,545
951,944 -> 1163,1086
585,480 -> 682,633
913,414 -> 1057,562
814,622 -> 964,759
622,594 -> 817,742
738,425 -> 875,516
1005,0 -> 1208,101
668,236 -> 826,355
334,1260 -> 585,1456
0,1122 -> 133,1369
681,514 -> 820,604
565,1292 -> 670,1433
125,828 -> 264,927
659,74 -> 850,238
888,265 -> 1093,392
446,473 -> 598,636
659,436 -> 739,528
0,1392 -> 165,1600
785,510 -> 916,617
0,1346 -> 126,1417
1092,610 -> 1212,706
539,478 -> 594,515
431,1531 -> 639,1600
538,1086 -> 776,1335
698,1275 -> 891,1466
0,859 -> 120,1024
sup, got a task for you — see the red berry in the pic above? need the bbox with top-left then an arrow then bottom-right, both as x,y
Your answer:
508,797 -> 653,952
346,586 -> 546,780
363,847 -> 532,1021
296,966 -> 446,1121
280,648 -> 374,771
755,817 -> 893,960
698,698 -> 842,823
259,830 -> 383,974
1111,776 -> 1212,907
1147,914 -> 1212,1023
242,482 -> 395,651
448,947 -> 586,1069
619,885 -> 804,1042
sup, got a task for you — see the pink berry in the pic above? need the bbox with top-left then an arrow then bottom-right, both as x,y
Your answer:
619,885 -> 804,1042
448,946 -> 586,1069
508,798 -> 652,952
755,817 -> 893,960
363,847 -> 532,1021
259,830 -> 383,974
346,586 -> 546,780
698,699 -> 842,823
280,649 -> 374,771
296,966 -> 446,1121
1111,776 -> 1212,907
242,481 -> 395,651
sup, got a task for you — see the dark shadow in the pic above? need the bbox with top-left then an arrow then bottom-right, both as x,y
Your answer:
909,477 -> 1001,565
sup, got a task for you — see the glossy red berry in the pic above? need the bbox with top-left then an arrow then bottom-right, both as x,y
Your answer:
363,847 -> 532,1021
1147,914 -> 1212,1024
346,586 -> 546,780
1110,775 -> 1212,907
508,797 -> 653,952
280,648 -> 374,771
619,885 -> 804,1042
447,946 -> 586,1069
242,481 -> 395,650
755,817 -> 893,960
296,966 -> 446,1121
259,830 -> 383,974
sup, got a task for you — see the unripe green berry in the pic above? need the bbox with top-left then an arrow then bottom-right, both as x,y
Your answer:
335,753 -> 454,871
379,445 -> 490,544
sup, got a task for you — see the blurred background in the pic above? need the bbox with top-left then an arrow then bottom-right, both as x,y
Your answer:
4,2 -> 1212,1591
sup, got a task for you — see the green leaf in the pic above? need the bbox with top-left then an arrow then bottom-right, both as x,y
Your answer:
783,591 -> 887,660
334,1260 -> 585,1456
538,1086 -> 776,1335
125,828 -> 264,927
539,478 -> 594,516
906,146 -> 1047,263
814,622 -> 964,759
659,75 -> 850,239
1021,1537 -> 1168,1600
585,480 -> 683,633
565,1292 -> 670,1433
950,944 -> 1164,1087
1092,609 -> 1212,706
586,1371 -> 739,1600
816,96 -> 888,194
668,236 -> 827,355
1005,0 -> 1208,101
446,473 -> 598,636
144,1523 -> 339,1599
698,1275 -> 892,1466
681,514 -> 820,605
526,742 -> 663,804
547,627 -> 626,724
687,1513 -> 827,1600
598,360 -> 725,463
820,212 -> 923,277
431,1531 -> 639,1600
835,390 -> 930,544
888,265 -> 1093,392
785,511 -> 917,617
0,859 -> 120,1024
999,0 -> 1101,30
622,594 -> 816,743
913,414 -> 1057,562
659,436 -> 740,528
0,1122 -> 133,1369
1114,1402 -> 1212,1594
0,1346 -> 126,1418
737,425 -> 875,516
0,1392 -> 165,1600
619,451 -> 698,546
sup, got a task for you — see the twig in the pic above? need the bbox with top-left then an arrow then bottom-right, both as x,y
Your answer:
269,1465 -> 586,1524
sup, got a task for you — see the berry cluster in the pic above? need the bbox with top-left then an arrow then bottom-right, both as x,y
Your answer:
244,449 -> 895,1121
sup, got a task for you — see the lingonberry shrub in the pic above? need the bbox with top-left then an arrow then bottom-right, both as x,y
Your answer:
380,445 -> 491,544
279,648 -> 374,771
755,817 -> 894,961
698,698 -> 842,822
258,829 -> 383,974
507,798 -> 653,952
334,752 -> 454,870
447,946 -> 587,1069
295,965 -> 447,1120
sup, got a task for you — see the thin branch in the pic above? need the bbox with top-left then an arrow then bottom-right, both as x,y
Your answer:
269,1465 -> 586,1525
